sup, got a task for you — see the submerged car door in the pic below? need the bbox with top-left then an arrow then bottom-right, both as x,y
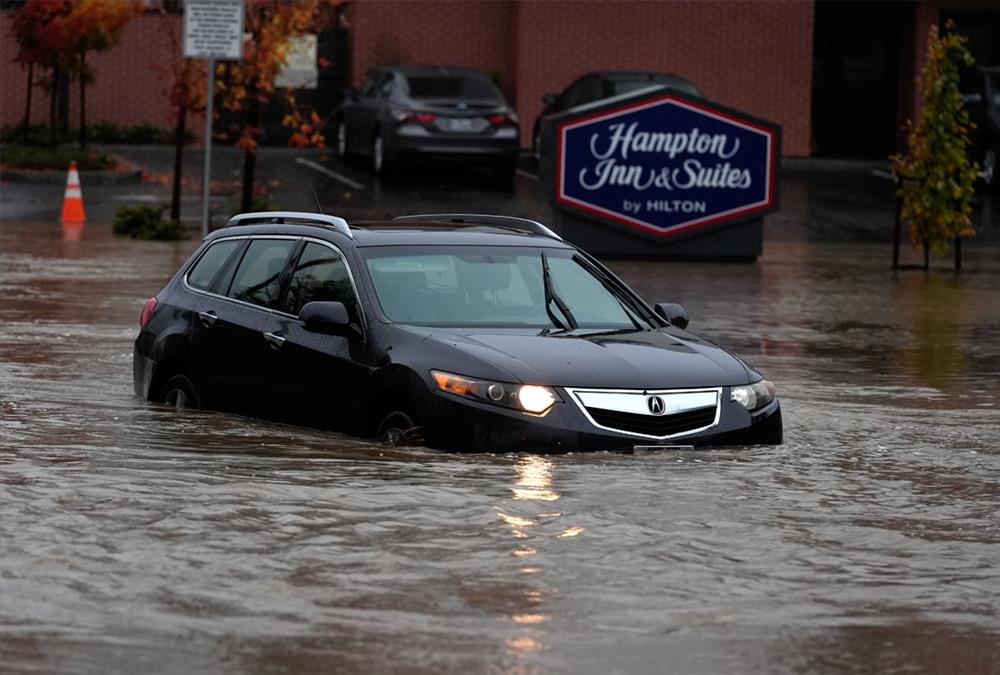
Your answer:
259,239 -> 368,431
196,236 -> 298,416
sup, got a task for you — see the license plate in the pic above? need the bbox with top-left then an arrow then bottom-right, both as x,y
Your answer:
630,445 -> 695,453
444,117 -> 475,132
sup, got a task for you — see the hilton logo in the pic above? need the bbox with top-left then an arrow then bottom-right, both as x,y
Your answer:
647,396 -> 665,415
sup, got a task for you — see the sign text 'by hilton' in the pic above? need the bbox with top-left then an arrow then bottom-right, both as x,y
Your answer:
555,93 -> 779,237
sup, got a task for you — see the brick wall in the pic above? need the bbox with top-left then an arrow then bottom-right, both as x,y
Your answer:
1,12 -> 182,132
348,0 -> 516,99
511,1 -> 814,156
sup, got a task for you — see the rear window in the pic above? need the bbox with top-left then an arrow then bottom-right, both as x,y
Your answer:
405,76 -> 500,100
612,78 -> 701,98
187,240 -> 242,292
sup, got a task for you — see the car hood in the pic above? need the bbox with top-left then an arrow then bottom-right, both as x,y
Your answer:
415,326 -> 752,389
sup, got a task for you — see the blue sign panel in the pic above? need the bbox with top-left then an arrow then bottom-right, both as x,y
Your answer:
555,93 -> 779,238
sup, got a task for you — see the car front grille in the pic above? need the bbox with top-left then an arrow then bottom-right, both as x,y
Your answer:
586,405 -> 717,437
567,387 -> 721,439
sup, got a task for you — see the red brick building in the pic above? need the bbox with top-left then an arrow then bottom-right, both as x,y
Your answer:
2,1 -> 998,158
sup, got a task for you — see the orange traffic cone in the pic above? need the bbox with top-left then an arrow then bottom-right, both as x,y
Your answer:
60,160 -> 86,225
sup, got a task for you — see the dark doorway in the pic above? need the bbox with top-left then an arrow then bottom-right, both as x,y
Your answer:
812,1 -> 904,158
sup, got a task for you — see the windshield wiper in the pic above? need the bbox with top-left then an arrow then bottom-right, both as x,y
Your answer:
541,252 -> 578,330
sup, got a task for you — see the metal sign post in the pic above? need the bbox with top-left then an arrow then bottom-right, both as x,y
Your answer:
183,0 -> 244,238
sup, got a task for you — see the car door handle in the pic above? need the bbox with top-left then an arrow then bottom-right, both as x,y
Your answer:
198,311 -> 217,327
262,331 -> 286,349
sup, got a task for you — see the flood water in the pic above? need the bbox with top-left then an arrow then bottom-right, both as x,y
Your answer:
1,219 -> 998,674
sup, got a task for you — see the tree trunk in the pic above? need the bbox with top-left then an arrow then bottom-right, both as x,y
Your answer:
170,107 -> 187,223
49,67 -> 58,148
240,93 -> 261,212
57,70 -> 69,140
79,56 -> 87,149
241,148 -> 257,212
22,62 -> 33,143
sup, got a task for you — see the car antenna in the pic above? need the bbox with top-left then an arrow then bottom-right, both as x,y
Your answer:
312,189 -> 325,215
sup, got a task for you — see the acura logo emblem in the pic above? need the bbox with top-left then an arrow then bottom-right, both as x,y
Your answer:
647,396 -> 665,415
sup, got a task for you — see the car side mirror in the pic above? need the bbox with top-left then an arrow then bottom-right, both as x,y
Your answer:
542,93 -> 557,107
300,301 -> 353,336
654,302 -> 689,329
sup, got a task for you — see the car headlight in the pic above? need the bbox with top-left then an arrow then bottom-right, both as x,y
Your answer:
730,379 -> 776,411
431,370 -> 558,415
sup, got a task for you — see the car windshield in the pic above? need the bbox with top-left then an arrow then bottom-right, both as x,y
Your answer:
363,246 -> 647,329
405,76 -> 501,100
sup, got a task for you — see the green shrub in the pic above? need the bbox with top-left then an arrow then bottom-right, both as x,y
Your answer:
113,205 -> 185,241
0,144 -> 116,170
891,22 -> 978,254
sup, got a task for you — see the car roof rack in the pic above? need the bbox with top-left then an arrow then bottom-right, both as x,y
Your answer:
392,213 -> 562,241
226,211 -> 353,239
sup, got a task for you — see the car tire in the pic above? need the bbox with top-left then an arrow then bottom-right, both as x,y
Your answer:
376,410 -> 423,445
982,146 -> 996,190
496,159 -> 518,185
159,374 -> 201,411
371,131 -> 388,175
336,119 -> 349,159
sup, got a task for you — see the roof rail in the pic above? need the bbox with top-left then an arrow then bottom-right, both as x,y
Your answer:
392,213 -> 562,241
226,211 -> 353,239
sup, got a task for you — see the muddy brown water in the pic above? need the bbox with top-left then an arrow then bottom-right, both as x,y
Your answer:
1,220 -> 998,674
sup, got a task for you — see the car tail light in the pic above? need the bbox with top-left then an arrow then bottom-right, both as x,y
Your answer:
486,113 -> 517,125
140,297 -> 158,327
391,109 -> 437,123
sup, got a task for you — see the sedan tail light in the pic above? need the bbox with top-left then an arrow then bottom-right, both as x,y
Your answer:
486,113 -> 518,125
140,297 -> 158,327
391,109 -> 438,123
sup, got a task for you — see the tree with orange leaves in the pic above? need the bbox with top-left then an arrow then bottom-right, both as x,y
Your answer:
9,0 -> 140,148
216,0 -> 337,211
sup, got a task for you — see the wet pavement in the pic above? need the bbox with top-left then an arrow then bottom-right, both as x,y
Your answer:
2,163 -> 1000,674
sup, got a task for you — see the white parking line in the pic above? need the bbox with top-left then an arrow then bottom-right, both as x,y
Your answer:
871,169 -> 895,181
294,157 -> 366,190
515,168 -> 539,182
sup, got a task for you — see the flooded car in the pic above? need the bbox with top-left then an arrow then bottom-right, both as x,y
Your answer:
133,211 -> 782,452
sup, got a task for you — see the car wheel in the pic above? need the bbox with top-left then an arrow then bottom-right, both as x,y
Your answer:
372,131 -> 387,175
496,159 -> 518,185
336,120 -> 349,159
376,410 -> 423,445
159,374 -> 201,411
982,147 -> 996,188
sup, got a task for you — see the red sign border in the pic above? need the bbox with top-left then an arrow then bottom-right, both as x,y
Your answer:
554,93 -> 779,238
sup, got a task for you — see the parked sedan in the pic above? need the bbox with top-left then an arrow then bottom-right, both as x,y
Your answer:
961,65 -> 1000,190
532,71 -> 702,159
336,65 -> 520,180
134,211 -> 782,453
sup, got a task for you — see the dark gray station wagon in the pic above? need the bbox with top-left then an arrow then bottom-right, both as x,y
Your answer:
134,212 -> 782,452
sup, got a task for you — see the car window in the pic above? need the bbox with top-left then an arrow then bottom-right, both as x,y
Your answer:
362,72 -> 380,98
227,239 -> 298,309
378,73 -> 396,98
364,247 -> 643,329
282,242 -> 360,320
405,75 -> 500,100
612,77 -> 701,98
187,239 -> 243,292
558,78 -> 589,110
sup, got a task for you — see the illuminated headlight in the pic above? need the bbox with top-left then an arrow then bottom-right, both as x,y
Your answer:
431,370 -> 558,415
730,380 -> 776,411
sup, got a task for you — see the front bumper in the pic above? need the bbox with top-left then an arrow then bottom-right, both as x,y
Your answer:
421,389 -> 782,453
